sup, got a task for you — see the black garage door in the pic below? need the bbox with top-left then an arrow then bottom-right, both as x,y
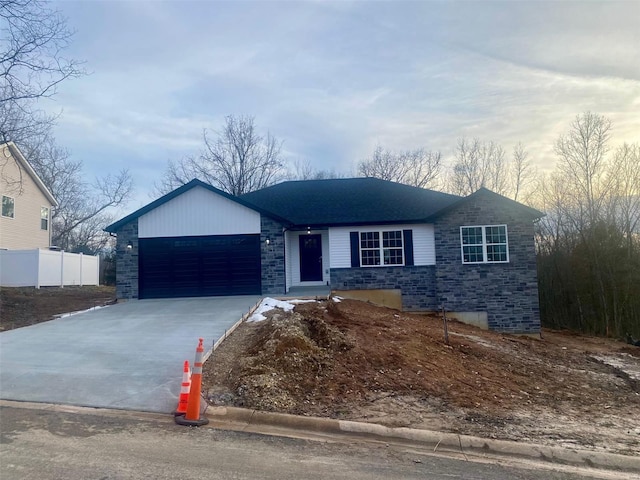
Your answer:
139,235 -> 261,299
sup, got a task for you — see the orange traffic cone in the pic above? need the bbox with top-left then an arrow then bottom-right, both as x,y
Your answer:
175,338 -> 209,426
174,360 -> 191,416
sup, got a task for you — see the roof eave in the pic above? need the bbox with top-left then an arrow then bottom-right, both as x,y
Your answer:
287,218 -> 434,229
4,142 -> 58,207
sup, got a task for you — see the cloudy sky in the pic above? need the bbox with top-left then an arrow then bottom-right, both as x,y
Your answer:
44,0 -> 639,208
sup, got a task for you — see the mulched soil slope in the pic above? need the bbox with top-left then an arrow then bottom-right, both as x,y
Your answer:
0,286 -> 116,331
205,298 -> 639,416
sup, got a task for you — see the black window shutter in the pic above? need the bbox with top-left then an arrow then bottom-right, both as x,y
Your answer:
403,229 -> 414,266
350,232 -> 360,267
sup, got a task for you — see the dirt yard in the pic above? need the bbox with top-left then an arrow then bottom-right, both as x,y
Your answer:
203,297 -> 640,456
0,286 -> 116,331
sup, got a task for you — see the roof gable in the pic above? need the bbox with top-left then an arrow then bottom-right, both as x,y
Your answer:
104,179 -> 287,233
138,185 -> 261,237
2,142 -> 58,206
427,187 -> 544,221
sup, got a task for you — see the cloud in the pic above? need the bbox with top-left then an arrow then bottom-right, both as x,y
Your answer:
43,0 -> 639,203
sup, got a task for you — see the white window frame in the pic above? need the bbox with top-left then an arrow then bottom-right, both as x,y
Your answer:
41,206 -> 49,230
460,225 -> 509,264
2,195 -> 15,219
360,229 -> 404,267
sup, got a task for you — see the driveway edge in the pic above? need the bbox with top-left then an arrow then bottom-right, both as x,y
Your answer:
205,405 -> 640,474
203,298 -> 262,363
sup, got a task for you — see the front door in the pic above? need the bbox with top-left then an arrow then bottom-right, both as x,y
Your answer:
299,234 -> 323,282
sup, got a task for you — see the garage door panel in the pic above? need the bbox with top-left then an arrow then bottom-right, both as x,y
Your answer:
139,235 -> 261,299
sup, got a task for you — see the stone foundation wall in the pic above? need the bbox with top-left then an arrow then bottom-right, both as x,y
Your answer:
331,265 -> 437,311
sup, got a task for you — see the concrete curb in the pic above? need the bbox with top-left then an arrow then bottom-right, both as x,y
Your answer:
206,406 -> 640,474
3,399 -> 637,476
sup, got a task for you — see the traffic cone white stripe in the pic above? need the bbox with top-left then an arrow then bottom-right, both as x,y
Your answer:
175,360 -> 191,416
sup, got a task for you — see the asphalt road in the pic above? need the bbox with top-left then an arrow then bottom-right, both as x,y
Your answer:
0,406 -> 619,480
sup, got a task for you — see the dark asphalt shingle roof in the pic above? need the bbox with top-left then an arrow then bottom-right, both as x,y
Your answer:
240,177 -> 463,227
105,177 -> 544,233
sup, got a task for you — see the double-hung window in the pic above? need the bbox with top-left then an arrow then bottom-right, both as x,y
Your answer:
2,195 -> 14,218
41,207 -> 49,230
360,230 -> 404,266
460,225 -> 508,264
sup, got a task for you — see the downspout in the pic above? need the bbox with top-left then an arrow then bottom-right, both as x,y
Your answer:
48,207 -> 53,247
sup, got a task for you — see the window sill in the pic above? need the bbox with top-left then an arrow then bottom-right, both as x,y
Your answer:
462,261 -> 510,265
359,264 -> 406,268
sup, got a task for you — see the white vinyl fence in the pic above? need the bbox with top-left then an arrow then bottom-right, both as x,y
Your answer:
0,249 -> 99,287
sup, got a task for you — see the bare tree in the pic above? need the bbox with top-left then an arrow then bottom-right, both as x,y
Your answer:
1,0 -> 83,142
400,149 -> 443,188
357,145 -> 442,189
155,115 -> 286,196
64,213 -> 117,255
554,112 -> 612,228
289,158 -> 346,181
290,159 -> 315,180
608,142 -> 640,257
551,113 -> 614,333
448,138 -> 508,196
153,155 -> 194,197
510,142 -> 535,202
535,112 -> 640,338
312,168 -> 346,180
0,100 -> 56,147
358,146 -> 397,181
23,135 -> 133,253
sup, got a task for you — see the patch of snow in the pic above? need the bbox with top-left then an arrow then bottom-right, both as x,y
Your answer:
55,305 -> 108,319
449,332 -> 501,350
248,297 -> 301,322
332,296 -> 343,303
594,354 -> 640,381
288,299 -> 317,304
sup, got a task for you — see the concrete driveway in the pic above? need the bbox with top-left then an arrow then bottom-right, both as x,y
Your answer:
0,296 -> 260,413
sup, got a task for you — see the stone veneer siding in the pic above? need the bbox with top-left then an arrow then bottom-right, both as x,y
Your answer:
331,265 -> 438,311
434,192 -> 541,334
115,219 -> 139,299
260,216 -> 286,295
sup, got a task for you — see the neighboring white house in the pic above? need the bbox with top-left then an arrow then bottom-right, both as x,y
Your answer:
0,142 -> 100,288
0,142 -> 58,249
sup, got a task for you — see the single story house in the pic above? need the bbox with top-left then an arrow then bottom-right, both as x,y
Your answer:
105,178 -> 543,334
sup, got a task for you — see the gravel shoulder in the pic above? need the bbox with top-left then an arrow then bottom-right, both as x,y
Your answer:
203,297 -> 640,456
